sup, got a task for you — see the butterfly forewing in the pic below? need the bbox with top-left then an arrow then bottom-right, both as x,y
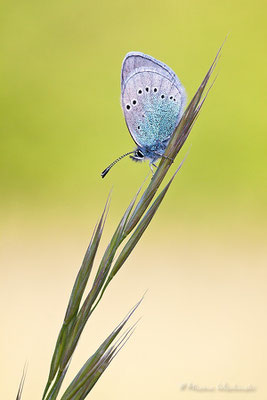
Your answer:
121,52 -> 186,159
101,52 -> 187,178
121,52 -> 179,91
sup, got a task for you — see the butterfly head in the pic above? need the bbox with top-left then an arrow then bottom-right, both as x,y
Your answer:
130,148 -> 145,162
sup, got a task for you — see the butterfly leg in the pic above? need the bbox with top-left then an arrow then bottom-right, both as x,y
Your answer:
161,154 -> 174,163
154,151 -> 174,163
149,161 -> 157,175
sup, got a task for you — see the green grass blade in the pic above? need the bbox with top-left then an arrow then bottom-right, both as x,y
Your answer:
64,198 -> 109,324
90,180 -> 144,288
57,184 -> 143,371
110,163 -> 184,277
60,298 -> 142,400
16,364 -> 27,400
97,161 -> 185,300
124,43 -> 224,236
42,197 -> 109,400
76,325 -> 137,400
41,43 -> 222,400
44,364 -> 69,400
73,39 -> 222,315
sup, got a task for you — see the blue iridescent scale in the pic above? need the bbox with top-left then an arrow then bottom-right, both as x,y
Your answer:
135,95 -> 181,152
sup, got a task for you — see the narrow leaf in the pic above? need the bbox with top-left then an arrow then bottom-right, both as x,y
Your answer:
60,298 -> 142,400
125,42 -> 224,236
16,364 -> 27,400
99,161 -> 185,301
58,182 -> 144,371
44,364 -> 70,400
42,196 -> 109,399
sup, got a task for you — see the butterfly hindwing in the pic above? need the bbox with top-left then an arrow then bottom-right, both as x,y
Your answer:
121,52 -> 186,153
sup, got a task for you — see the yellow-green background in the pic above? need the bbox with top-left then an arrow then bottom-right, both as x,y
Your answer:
1,0 -> 266,399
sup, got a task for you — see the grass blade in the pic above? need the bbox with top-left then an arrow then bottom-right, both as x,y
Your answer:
57,184 -> 143,372
125,42 -> 224,236
42,197 -> 109,399
16,364 -> 27,400
60,298 -> 142,400
100,161 -> 185,297
41,43 -> 222,400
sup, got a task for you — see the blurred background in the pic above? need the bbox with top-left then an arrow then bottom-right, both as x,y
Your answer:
0,0 -> 266,399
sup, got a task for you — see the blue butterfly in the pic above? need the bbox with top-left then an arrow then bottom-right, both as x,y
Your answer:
101,52 -> 186,178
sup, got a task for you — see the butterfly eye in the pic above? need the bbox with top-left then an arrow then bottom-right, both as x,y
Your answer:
161,94 -> 165,99
153,88 -> 158,93
138,89 -> 142,95
170,96 -> 173,100
136,149 -> 144,158
145,87 -> 149,92
137,126 -> 140,130
126,104 -> 131,110
132,99 -> 137,105
173,98 -> 176,101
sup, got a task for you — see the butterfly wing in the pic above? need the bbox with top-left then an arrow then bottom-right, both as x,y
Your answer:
121,52 -> 186,150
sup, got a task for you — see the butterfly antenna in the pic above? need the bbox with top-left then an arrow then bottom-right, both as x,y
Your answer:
101,151 -> 135,178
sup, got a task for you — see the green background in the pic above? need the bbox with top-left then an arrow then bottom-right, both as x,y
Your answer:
1,0 -> 266,225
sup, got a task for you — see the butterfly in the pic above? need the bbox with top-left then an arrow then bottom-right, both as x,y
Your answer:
101,52 -> 186,178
